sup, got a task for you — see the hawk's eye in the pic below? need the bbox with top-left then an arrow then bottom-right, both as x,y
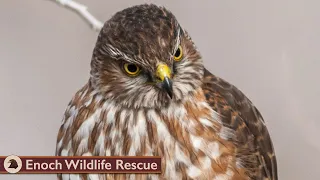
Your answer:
123,63 -> 141,76
173,46 -> 183,61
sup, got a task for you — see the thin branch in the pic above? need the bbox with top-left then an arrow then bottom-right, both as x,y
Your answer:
49,0 -> 103,31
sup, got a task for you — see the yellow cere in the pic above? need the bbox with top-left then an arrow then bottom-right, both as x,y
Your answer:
156,63 -> 171,81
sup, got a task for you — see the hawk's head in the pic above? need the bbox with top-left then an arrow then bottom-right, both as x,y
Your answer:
90,4 -> 204,108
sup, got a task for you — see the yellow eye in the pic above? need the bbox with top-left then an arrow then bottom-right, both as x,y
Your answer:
123,63 -> 141,76
173,46 -> 183,61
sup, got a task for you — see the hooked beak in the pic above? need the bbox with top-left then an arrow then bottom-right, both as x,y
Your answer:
156,63 -> 173,99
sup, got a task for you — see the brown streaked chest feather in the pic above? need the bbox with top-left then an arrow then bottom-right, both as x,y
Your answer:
56,84 -> 249,180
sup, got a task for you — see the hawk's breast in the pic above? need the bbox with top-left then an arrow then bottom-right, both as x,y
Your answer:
56,85 -> 249,180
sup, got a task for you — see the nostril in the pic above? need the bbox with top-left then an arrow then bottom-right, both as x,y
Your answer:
155,76 -> 162,82
147,72 -> 162,83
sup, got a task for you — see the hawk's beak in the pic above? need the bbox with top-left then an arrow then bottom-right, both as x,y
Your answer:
156,63 -> 173,99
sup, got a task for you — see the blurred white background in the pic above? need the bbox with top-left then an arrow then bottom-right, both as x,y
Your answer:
0,0 -> 319,179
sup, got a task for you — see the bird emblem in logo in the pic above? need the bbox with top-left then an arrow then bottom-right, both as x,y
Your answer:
4,155 -> 22,173
8,159 -> 18,169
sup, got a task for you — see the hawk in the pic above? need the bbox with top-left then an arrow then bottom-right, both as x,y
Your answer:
56,4 -> 278,180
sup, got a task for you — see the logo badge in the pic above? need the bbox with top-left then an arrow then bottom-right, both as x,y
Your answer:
4,155 -> 22,173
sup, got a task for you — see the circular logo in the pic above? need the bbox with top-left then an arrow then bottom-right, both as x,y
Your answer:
4,155 -> 22,173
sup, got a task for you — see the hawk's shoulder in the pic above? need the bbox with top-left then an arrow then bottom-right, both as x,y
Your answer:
201,68 -> 278,180
56,82 -> 105,156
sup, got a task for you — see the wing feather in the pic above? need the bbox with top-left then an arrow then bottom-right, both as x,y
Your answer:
202,68 -> 278,180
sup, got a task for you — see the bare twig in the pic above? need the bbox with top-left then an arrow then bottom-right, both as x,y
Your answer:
49,0 -> 103,31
